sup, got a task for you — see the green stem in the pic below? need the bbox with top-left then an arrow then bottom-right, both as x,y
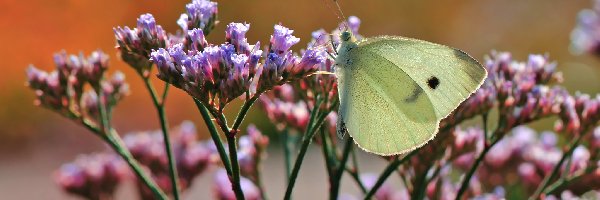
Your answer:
411,164 -> 432,200
91,88 -> 167,199
455,114 -> 492,200
349,148 -> 368,194
193,99 -> 233,175
282,129 -> 293,179
364,150 -> 418,200
530,134 -> 583,199
455,139 -> 499,200
232,96 -> 259,131
226,134 -> 245,200
330,137 -> 353,200
143,78 -> 180,200
105,130 -> 169,200
544,164 -> 597,195
211,97 -> 259,200
345,167 -> 368,194
321,127 -> 335,176
284,100 -> 328,200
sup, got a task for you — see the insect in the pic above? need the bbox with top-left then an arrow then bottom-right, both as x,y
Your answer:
334,30 -> 487,156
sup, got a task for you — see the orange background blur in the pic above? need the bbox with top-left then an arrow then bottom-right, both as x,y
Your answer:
1,0 -> 600,199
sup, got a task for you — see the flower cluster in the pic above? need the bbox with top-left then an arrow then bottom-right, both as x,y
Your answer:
571,0 -> 600,55
122,121 -> 211,198
114,14 -> 169,76
54,120 -> 271,200
54,153 -> 129,199
443,51 -> 565,134
177,0 -> 218,33
150,22 -> 326,111
26,50 -> 129,124
555,92 -> 600,134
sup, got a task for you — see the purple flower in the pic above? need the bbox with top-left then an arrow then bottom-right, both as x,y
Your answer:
114,14 -> 168,76
26,51 -> 128,121
178,0 -> 218,33
121,121 -> 212,196
54,153 -> 128,200
571,1 -> 600,55
270,24 -> 300,54
213,169 -> 261,200
150,47 -> 184,88
185,28 -> 208,51
82,50 -> 109,85
226,23 -> 251,53
347,16 -> 361,34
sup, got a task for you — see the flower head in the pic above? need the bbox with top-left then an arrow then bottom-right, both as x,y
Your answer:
54,153 -> 128,200
114,14 -> 168,76
270,25 -> 300,54
26,51 -> 128,123
178,0 -> 218,34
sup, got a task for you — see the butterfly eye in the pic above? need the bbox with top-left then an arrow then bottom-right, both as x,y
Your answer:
427,76 -> 440,89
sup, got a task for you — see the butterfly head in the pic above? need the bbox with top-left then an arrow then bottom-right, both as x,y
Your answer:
341,31 -> 352,42
340,30 -> 357,43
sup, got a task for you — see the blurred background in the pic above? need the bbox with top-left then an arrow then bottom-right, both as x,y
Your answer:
1,0 -> 600,199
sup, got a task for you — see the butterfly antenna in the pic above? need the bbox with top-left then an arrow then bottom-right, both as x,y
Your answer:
333,0 -> 349,32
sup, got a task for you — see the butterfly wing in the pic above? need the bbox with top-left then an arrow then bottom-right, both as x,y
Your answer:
356,36 -> 487,120
335,36 -> 486,155
336,46 -> 439,155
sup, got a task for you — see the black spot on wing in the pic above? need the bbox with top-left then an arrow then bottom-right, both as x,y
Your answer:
427,76 -> 440,89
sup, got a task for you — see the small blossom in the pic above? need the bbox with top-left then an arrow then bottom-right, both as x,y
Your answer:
213,169 -> 261,200
270,24 -> 300,54
178,0 -> 218,33
226,23 -> 251,54
114,14 -> 168,76
185,28 -> 208,51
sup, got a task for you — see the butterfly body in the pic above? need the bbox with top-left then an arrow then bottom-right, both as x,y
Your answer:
335,31 -> 487,156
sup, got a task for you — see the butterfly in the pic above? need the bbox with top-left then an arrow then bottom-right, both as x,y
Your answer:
334,31 -> 487,156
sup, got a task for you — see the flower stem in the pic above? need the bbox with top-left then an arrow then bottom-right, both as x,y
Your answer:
104,130 -> 169,200
454,139 -> 499,200
210,97 -> 259,200
364,149 -> 418,200
330,137 -> 353,200
282,129 -> 293,179
529,134 -> 583,199
347,148 -> 367,194
226,133 -> 245,200
283,99 -> 328,200
411,164 -> 431,200
455,114 -> 493,200
193,99 -> 233,175
232,96 -> 259,131
143,78 -> 180,200
91,88 -> 167,199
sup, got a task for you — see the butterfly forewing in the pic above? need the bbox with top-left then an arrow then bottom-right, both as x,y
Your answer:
356,36 -> 487,120
336,46 -> 439,155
